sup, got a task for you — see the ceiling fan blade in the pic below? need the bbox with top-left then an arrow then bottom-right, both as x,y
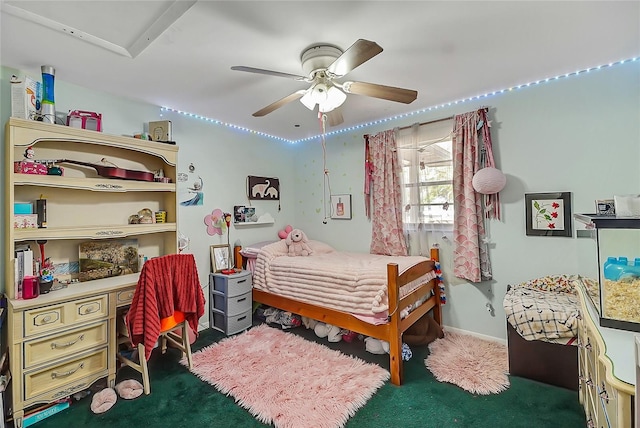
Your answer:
325,108 -> 344,127
342,81 -> 418,104
327,39 -> 383,77
253,90 -> 307,117
231,66 -> 307,81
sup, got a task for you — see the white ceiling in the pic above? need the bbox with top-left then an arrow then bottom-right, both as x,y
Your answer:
1,1 -> 639,141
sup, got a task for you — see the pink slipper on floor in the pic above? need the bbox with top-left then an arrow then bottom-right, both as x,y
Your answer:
115,379 -> 144,399
91,388 -> 117,414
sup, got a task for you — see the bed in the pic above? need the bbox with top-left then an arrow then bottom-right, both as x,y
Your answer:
503,275 -> 582,390
235,240 -> 441,386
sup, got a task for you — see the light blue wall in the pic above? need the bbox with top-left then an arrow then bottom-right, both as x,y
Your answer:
293,61 -> 640,339
2,61 -> 639,338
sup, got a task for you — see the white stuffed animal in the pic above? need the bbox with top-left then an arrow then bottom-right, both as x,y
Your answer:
285,229 -> 313,256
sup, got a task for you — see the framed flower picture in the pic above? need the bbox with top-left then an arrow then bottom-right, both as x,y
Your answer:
525,192 -> 572,237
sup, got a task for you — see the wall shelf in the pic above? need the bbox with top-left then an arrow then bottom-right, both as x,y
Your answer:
233,212 -> 274,228
234,220 -> 274,228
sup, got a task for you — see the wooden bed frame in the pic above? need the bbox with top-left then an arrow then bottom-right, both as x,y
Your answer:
235,247 -> 441,386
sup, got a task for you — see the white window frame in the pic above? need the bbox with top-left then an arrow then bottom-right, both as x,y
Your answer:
397,119 -> 454,231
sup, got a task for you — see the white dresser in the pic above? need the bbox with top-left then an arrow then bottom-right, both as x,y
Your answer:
576,282 -> 635,428
3,118 -> 178,427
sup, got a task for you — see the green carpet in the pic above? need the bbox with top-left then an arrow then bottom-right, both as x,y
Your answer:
30,323 -> 586,428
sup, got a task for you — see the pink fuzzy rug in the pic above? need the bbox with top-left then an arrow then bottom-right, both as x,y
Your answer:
182,324 -> 389,428
425,331 -> 509,395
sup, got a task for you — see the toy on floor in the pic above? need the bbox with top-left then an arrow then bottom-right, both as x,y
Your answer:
314,322 -> 342,342
263,307 -> 302,329
364,337 -> 388,354
403,313 -> 444,346
364,338 -> 413,361
341,330 -> 358,342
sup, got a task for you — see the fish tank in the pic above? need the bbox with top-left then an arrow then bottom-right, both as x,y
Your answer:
574,213 -> 640,333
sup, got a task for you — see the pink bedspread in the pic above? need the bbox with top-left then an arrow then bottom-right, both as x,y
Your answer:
253,240 -> 430,315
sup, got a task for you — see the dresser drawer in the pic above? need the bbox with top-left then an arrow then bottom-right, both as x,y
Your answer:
212,290 -> 252,316
211,271 -> 252,297
115,287 -> 136,307
23,347 -> 108,400
211,309 -> 251,335
24,295 -> 109,337
23,321 -> 109,369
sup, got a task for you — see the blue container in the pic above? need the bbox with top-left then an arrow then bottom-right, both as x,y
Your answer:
14,203 -> 32,214
603,256 -> 640,281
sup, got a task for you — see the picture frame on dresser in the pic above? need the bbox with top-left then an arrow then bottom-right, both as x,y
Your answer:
211,244 -> 231,273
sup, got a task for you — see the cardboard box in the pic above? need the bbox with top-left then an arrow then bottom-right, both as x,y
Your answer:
11,75 -> 41,120
14,214 -> 38,229
148,120 -> 172,142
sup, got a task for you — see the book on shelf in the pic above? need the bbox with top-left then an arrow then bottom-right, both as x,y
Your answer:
14,248 -> 34,299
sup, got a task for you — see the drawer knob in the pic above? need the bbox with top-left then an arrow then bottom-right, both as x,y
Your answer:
51,362 -> 84,379
34,312 -> 58,326
51,334 -> 85,349
80,303 -> 100,315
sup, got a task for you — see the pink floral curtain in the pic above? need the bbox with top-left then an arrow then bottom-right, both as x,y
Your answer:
452,110 -> 492,282
365,130 -> 408,256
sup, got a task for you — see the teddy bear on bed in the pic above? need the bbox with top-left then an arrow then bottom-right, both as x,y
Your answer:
285,229 -> 313,256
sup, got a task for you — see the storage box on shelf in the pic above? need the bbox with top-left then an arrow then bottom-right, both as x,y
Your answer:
3,118 -> 178,428
574,214 -> 640,333
210,271 -> 252,335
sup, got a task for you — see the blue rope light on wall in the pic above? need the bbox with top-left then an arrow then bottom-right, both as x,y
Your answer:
162,57 -> 638,144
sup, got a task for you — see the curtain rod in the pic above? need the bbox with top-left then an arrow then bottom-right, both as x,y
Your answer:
396,107 -> 489,131
396,115 -> 454,131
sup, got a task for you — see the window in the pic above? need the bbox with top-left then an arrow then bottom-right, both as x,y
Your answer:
397,119 -> 454,227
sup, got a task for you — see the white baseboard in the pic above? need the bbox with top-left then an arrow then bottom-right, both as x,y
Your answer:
442,324 -> 507,346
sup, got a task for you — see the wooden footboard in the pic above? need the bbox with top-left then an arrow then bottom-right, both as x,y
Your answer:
251,259 -> 439,386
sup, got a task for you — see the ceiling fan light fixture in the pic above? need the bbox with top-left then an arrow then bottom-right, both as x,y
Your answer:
299,83 -> 328,110
319,85 -> 347,113
300,89 -> 316,110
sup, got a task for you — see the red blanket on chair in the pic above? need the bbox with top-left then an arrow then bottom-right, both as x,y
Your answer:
127,253 -> 205,360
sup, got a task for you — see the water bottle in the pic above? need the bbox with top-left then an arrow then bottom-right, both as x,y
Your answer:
40,65 -> 55,124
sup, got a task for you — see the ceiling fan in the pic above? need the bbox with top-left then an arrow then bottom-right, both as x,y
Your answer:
231,39 -> 418,126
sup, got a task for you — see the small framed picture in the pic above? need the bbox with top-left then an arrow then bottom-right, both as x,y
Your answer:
595,199 -> 615,216
525,192 -> 572,237
331,194 -> 352,220
210,244 -> 231,272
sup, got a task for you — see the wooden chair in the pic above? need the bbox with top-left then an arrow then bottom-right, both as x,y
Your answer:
117,253 -> 204,395
117,311 -> 194,395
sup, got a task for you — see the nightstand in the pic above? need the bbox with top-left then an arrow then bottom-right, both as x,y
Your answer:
210,270 -> 252,335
